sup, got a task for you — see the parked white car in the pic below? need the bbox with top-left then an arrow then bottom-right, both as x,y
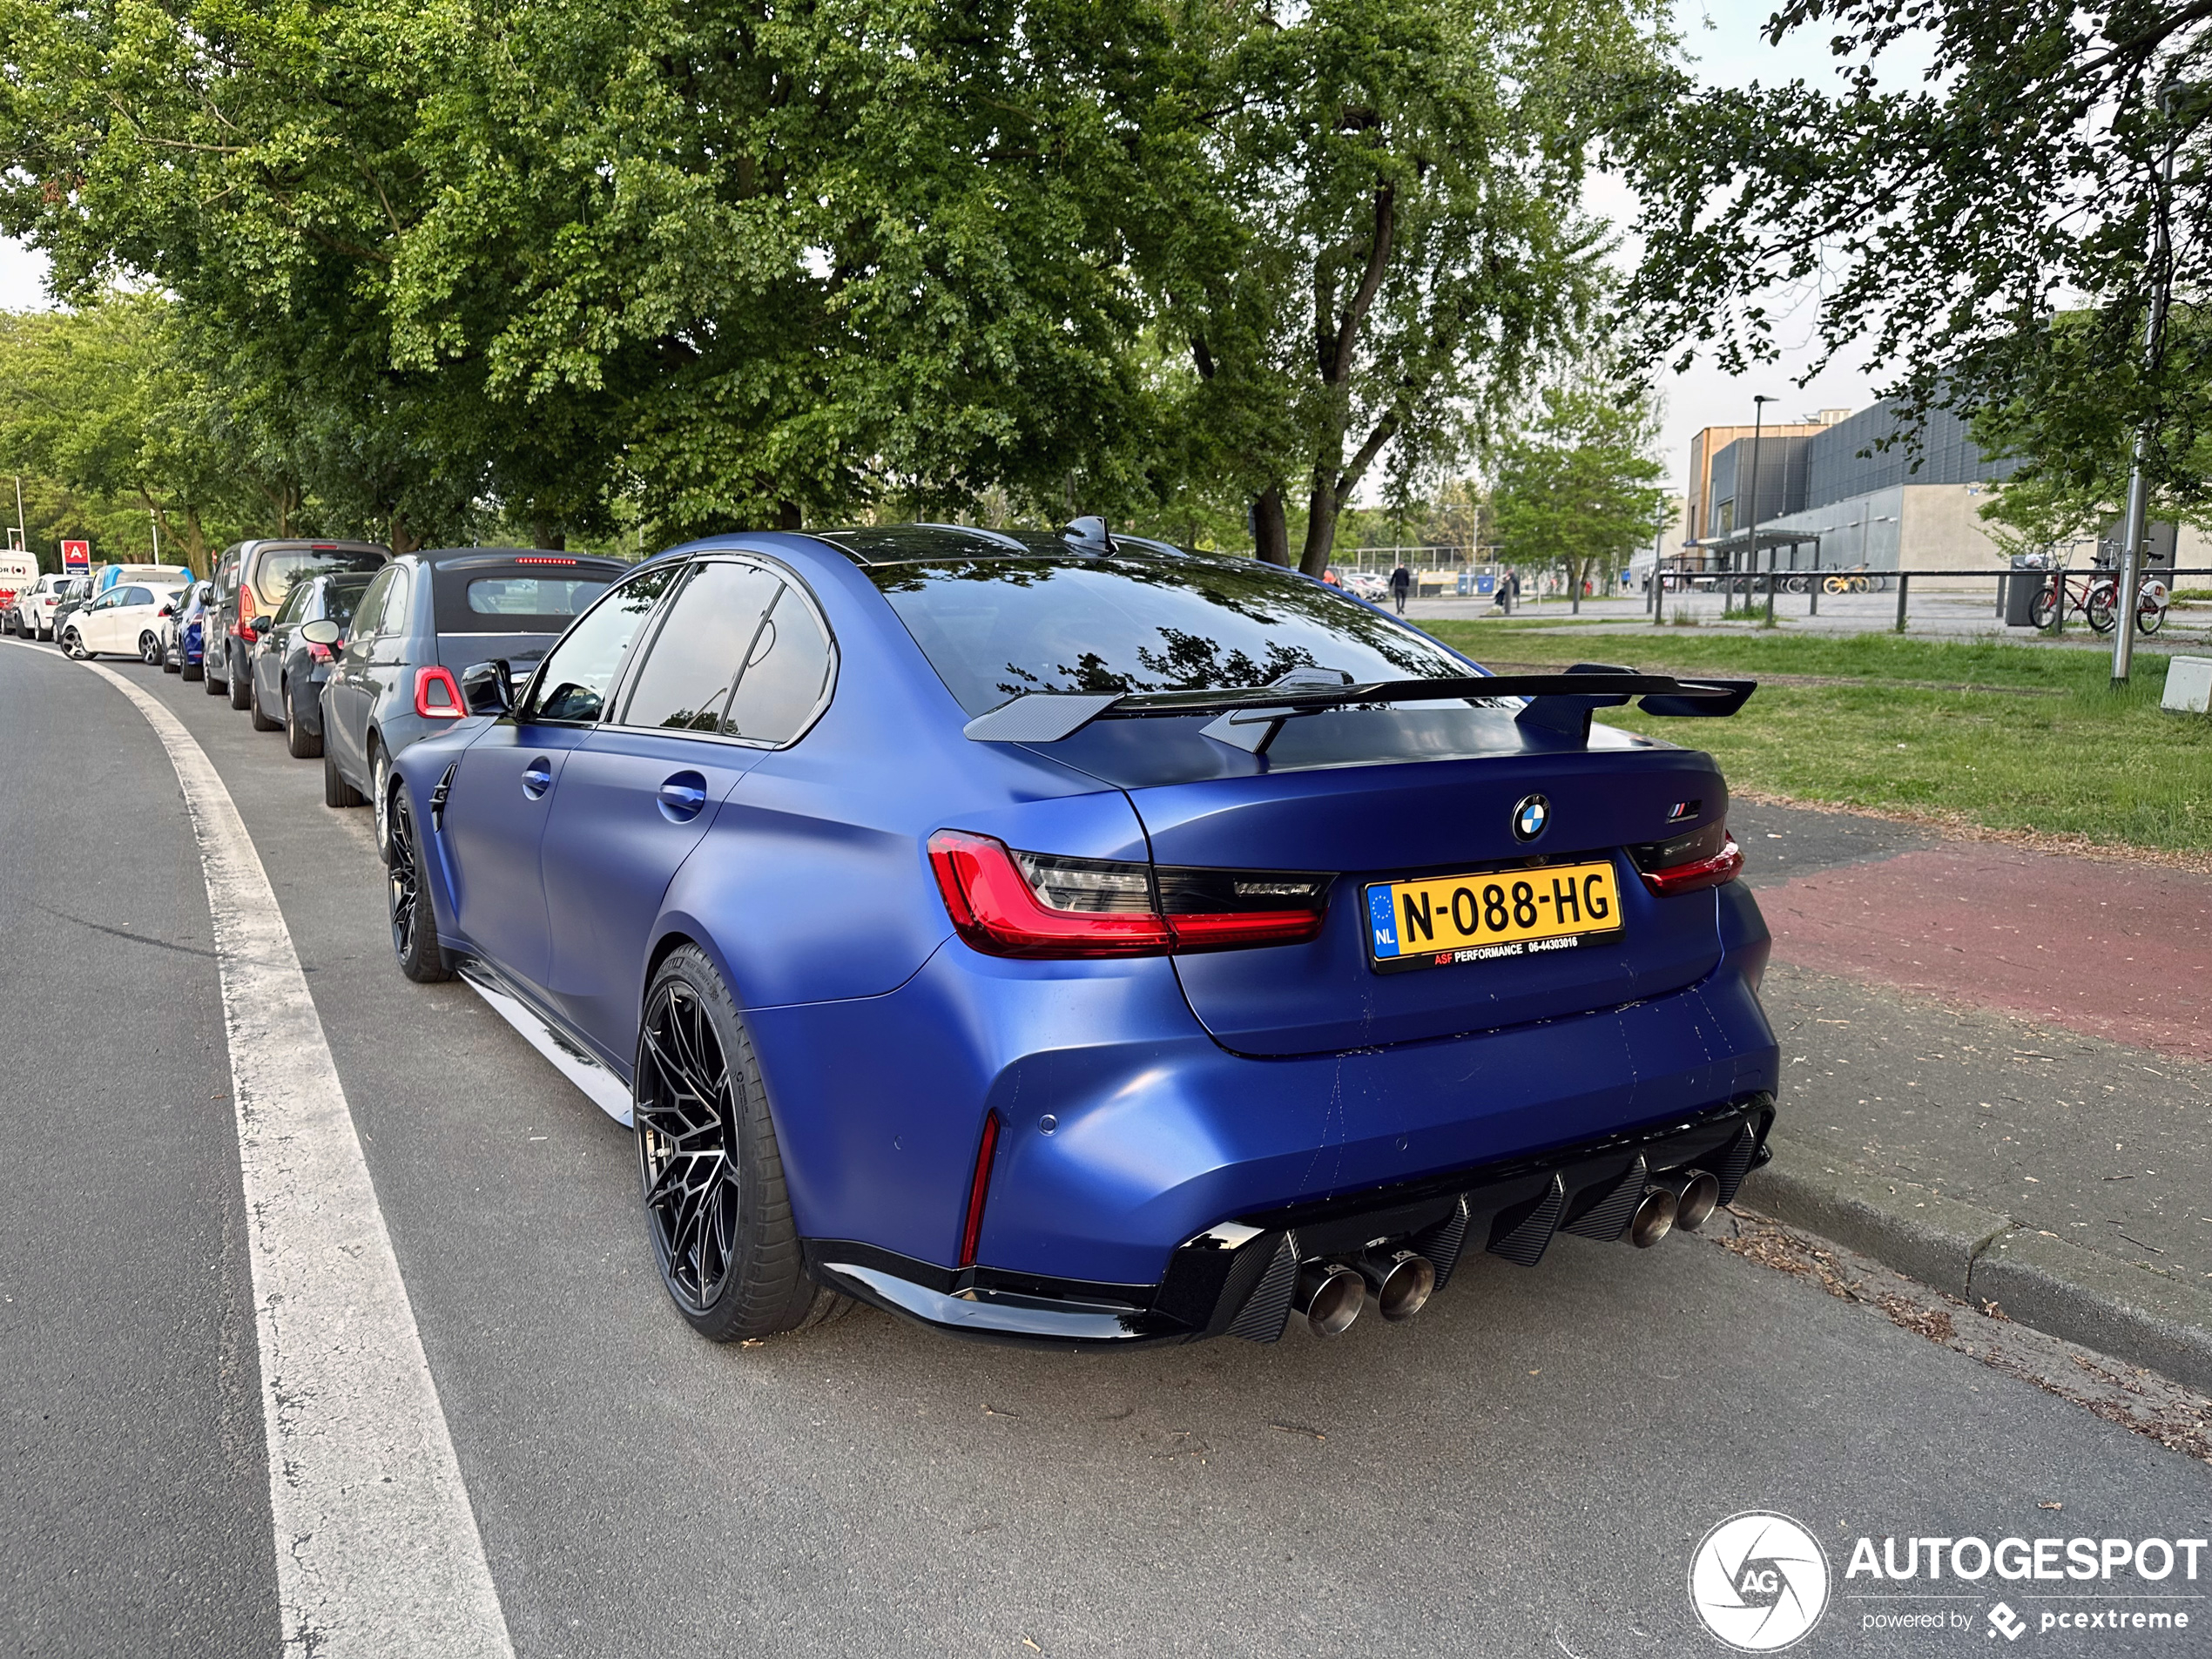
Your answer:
10,572 -> 79,641
58,582 -> 188,662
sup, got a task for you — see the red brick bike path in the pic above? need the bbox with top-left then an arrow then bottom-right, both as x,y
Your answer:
1753,844 -> 2212,1062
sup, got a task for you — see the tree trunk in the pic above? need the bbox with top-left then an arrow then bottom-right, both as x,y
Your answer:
389,513 -> 421,556
530,518 -> 566,551
185,505 -> 206,577
1298,462 -> 1340,577
779,500 -> 803,531
1252,484 -> 1291,565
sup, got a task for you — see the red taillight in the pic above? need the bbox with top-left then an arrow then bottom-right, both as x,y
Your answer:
234,586 -> 257,637
1632,820 -> 1743,896
957,1111 -> 1002,1267
929,831 -> 1171,957
515,556 -> 577,565
306,640 -> 333,663
926,831 -> 1328,959
414,664 -> 465,718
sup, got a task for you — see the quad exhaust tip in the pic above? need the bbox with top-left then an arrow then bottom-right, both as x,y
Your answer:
1357,1249 -> 1436,1322
1293,1263 -> 1366,1337
1669,1168 -> 1722,1231
1629,1187 -> 1678,1249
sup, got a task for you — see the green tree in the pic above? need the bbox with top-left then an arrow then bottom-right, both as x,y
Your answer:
1139,0 -> 1668,574
1621,0 -> 2212,508
0,295 -> 253,574
1487,379 -> 1669,609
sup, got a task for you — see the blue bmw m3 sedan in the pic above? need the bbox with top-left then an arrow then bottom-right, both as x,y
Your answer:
382,522 -> 1777,1346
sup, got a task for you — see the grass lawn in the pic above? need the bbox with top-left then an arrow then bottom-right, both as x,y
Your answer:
1420,624 -> 2212,854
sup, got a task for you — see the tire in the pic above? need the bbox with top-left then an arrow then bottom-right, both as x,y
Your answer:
635,945 -> 851,1342
140,631 -> 163,665
285,678 -> 322,758
2028,590 -> 2057,631
228,645 -> 253,709
324,748 -> 364,808
62,629 -> 87,660
385,783 -> 454,984
251,669 -> 281,731
2138,597 -> 2166,636
163,645 -> 180,675
183,656 -> 204,683
204,646 -> 226,693
2086,587 -> 2116,635
371,745 -> 393,858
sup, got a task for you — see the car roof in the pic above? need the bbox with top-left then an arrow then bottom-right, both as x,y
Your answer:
415,547 -> 628,571
798,523 -> 1194,567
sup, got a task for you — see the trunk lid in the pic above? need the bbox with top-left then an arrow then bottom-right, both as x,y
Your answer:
1064,711 -> 1730,1057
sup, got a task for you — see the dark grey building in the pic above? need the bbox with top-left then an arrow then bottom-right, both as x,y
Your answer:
1706,434 -> 1812,534
1804,400 -> 2025,506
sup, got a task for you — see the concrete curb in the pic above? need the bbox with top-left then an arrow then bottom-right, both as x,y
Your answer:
1738,1132 -> 2212,1397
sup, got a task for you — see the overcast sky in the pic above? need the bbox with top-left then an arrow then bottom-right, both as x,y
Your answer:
0,1 -> 1918,502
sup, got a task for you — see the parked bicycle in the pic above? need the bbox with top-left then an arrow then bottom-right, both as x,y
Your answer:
2031,568 -> 2170,634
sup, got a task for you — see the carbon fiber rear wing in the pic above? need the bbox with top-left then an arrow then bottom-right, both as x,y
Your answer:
962,664 -> 1757,752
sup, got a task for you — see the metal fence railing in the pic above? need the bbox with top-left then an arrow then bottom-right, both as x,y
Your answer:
1643,561 -> 2212,634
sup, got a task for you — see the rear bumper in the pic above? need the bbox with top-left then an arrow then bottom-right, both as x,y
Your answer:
749,892 -> 1777,1341
808,1093 -> 1775,1347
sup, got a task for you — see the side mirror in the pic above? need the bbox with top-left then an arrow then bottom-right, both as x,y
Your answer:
461,658 -> 513,717
299,618 -> 341,646
158,604 -> 173,618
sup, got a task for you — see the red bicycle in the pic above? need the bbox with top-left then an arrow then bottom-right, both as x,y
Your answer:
2031,570 -> 2169,635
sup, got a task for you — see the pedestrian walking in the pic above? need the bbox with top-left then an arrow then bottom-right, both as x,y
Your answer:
1389,563 -> 1412,614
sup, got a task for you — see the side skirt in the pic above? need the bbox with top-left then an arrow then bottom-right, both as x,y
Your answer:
455,958 -> 634,1126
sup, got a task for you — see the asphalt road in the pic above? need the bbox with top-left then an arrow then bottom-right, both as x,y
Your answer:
2,638 -> 2206,1659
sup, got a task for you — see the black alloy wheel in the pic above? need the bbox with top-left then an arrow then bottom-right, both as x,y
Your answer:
385,786 -> 452,983
637,979 -> 742,1318
633,948 -> 850,1342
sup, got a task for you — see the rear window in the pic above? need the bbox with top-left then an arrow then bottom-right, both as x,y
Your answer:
434,565 -> 617,635
322,577 -> 373,628
868,556 -> 1472,716
254,548 -> 386,604
465,576 -> 610,617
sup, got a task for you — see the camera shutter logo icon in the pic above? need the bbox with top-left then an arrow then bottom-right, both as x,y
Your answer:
1689,1512 -> 1831,1651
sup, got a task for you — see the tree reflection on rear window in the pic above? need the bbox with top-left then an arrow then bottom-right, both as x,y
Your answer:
867,556 -> 1473,716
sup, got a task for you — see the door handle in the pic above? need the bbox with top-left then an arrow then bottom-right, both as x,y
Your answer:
658,772 -> 709,823
522,759 -> 554,799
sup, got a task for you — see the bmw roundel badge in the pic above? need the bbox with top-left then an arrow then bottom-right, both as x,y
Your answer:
1512,793 -> 1549,842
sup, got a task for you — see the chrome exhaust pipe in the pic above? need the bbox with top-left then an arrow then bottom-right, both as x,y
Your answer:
1356,1250 -> 1436,1322
1628,1187 -> 1678,1249
1292,1262 -> 1366,1337
1655,1168 -> 1722,1231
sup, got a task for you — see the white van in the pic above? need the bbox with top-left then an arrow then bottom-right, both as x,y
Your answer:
0,552 -> 37,614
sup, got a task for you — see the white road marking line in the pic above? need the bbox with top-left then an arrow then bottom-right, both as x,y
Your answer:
80,658 -> 514,1658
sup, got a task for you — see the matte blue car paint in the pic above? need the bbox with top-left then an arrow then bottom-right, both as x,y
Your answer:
745,919 -> 1774,1284
392,529 -> 1780,1308
542,729 -> 759,1054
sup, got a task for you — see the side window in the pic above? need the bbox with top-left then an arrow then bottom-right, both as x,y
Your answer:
522,563 -> 682,725
374,567 -> 413,639
274,583 -> 312,625
350,568 -> 397,644
724,583 -> 834,745
125,587 -> 154,607
619,562 -> 782,732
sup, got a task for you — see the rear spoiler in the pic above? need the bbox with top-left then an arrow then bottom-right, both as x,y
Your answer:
962,663 -> 1756,752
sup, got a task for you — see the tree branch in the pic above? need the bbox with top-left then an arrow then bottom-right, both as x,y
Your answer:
1324,181 -> 1397,386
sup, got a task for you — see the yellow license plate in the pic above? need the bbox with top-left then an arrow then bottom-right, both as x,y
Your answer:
1365,859 -> 1624,974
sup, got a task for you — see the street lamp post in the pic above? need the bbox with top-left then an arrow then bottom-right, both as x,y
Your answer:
1748,395 -> 1776,624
